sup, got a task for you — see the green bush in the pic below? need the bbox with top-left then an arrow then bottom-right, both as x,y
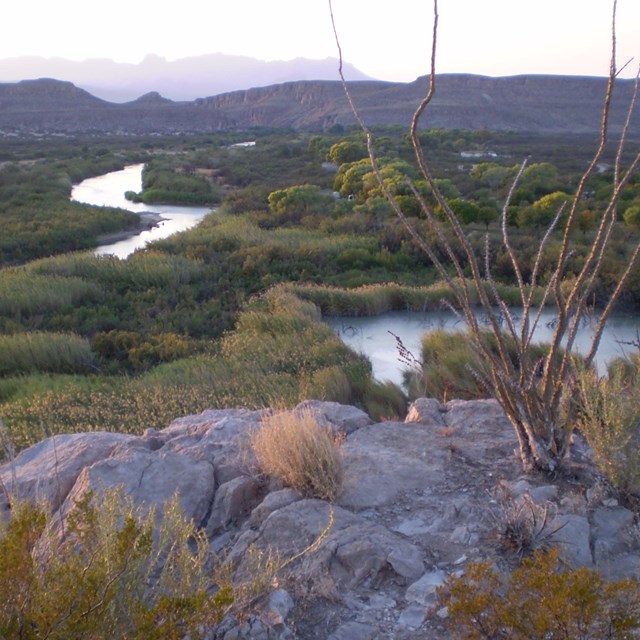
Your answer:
440,549 -> 640,639
0,489 -> 231,639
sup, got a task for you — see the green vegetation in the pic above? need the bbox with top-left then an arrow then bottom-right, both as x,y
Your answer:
0,490 -> 226,639
0,127 -> 638,459
0,149 -> 141,264
126,155 -> 219,205
405,329 -> 554,403
440,548 -> 640,639
0,287 -> 400,453
575,355 -> 640,497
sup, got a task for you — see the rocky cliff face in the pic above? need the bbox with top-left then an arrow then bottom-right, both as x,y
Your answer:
1,398 -> 637,639
1,74 -> 637,135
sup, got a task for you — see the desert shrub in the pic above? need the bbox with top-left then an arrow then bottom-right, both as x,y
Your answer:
576,357 -> 640,496
0,489 -> 232,639
440,548 -> 640,639
250,408 -> 344,501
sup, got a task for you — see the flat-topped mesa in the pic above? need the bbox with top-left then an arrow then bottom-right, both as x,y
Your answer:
1,75 -> 637,135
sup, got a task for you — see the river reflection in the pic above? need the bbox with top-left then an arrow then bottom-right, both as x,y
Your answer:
327,309 -> 640,386
70,164 -> 212,258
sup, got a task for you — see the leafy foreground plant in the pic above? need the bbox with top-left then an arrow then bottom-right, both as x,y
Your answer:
439,548 -> 640,639
0,489 -> 235,640
330,0 -> 640,471
250,407 -> 344,501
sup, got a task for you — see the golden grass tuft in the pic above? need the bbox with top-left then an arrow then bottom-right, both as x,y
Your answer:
250,409 -> 344,501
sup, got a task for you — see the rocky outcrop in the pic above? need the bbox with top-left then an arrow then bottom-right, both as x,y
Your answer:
1,398 -> 638,639
0,74 -> 637,135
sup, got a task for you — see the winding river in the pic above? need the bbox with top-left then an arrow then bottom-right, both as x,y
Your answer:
71,164 -> 638,385
71,164 -> 212,258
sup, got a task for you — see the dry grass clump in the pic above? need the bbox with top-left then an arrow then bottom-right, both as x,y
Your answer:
250,409 -> 344,501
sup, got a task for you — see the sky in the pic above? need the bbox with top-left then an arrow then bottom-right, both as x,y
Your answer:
3,0 -> 638,80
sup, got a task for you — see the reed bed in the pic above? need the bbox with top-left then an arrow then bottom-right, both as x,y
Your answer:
0,332 -> 96,376
0,271 -> 102,316
286,281 -> 544,317
0,287 -> 408,456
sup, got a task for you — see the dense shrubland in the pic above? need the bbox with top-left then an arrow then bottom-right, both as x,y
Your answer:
125,155 -> 219,205
0,287 -> 404,453
0,149 -> 146,264
0,126 -> 638,460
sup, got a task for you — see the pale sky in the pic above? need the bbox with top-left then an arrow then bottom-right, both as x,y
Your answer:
4,0 -> 639,80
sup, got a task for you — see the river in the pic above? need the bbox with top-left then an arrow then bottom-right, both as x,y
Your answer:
327,309 -> 640,386
71,165 -> 638,385
70,164 -> 212,258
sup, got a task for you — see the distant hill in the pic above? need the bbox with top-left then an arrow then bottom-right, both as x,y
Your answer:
0,53 -> 372,102
0,74 -> 637,136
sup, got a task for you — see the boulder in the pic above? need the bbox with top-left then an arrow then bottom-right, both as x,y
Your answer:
58,446 -> 216,527
0,431 -> 134,512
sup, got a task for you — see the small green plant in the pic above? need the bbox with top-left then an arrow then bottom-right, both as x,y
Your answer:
250,408 -> 344,501
439,548 -> 640,639
576,357 -> 640,497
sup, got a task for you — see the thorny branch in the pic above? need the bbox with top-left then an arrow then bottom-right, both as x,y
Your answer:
329,0 -> 640,471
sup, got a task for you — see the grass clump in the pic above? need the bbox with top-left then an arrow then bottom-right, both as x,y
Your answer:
0,332 -> 96,376
250,408 -> 344,501
405,329 -> 552,403
575,355 -> 640,497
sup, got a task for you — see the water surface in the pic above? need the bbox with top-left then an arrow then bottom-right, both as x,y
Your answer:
71,164 -> 212,258
327,309 -> 640,386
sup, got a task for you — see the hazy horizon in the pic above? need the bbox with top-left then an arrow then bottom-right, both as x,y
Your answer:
3,1 -> 638,82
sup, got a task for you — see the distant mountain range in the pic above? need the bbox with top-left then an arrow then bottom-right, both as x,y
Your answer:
0,54 -> 372,102
0,74 -> 638,137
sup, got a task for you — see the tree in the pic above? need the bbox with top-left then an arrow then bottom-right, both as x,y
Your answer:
267,184 -> 329,215
446,198 -> 482,225
329,0 -> 640,472
624,204 -> 640,228
328,140 -> 367,165
517,191 -> 572,230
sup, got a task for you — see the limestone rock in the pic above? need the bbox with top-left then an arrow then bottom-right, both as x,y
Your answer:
405,398 -> 446,426
293,399 -> 372,435
327,621 -> 377,640
0,431 -> 134,512
206,475 -> 262,535
58,446 -> 215,527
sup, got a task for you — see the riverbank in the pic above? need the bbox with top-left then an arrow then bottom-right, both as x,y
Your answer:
95,212 -> 165,246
